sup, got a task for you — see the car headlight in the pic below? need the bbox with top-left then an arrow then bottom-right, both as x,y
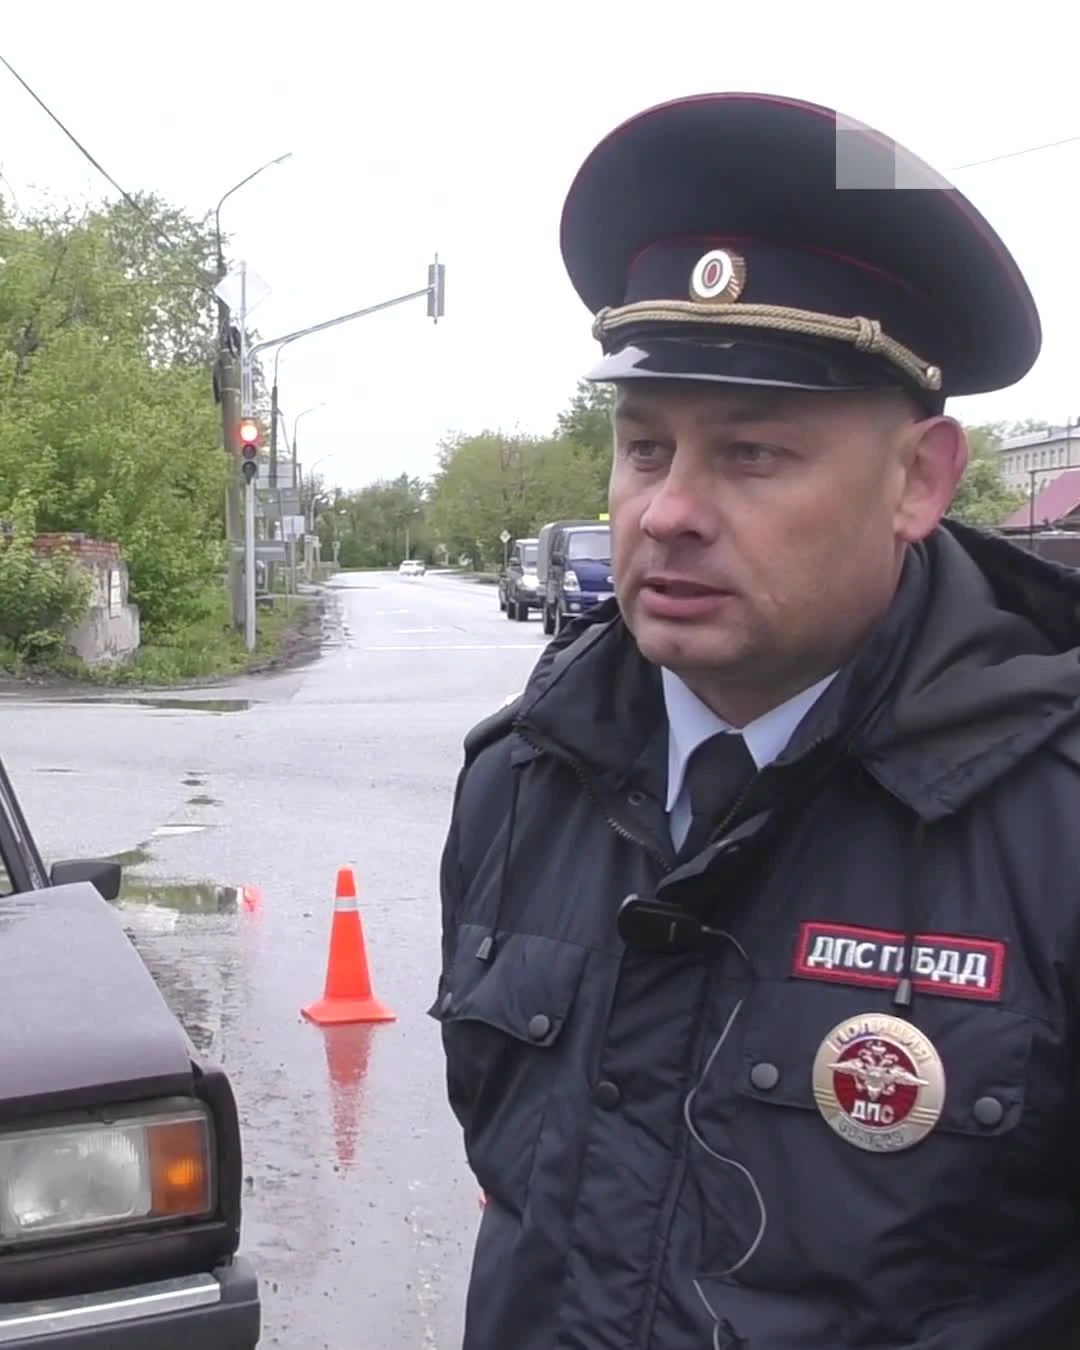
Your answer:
563,570 -> 580,591
0,1106 -> 214,1243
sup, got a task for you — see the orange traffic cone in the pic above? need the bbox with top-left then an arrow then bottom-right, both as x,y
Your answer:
301,867 -> 396,1025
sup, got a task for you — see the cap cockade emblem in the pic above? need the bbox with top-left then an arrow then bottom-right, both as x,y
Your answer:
689,248 -> 747,305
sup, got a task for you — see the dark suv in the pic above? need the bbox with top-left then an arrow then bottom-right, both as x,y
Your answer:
499,538 -> 540,621
541,523 -> 613,635
0,755 -> 260,1347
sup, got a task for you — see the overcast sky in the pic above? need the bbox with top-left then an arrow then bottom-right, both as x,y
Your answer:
2,2 -> 1076,491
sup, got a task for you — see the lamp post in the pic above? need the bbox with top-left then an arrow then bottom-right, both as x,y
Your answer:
213,154 -> 293,275
292,404 -> 326,489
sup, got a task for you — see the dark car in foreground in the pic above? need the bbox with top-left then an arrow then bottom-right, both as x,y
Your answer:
0,755 -> 260,1347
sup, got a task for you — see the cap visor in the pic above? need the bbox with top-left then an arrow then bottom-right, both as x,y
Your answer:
586,335 -> 906,395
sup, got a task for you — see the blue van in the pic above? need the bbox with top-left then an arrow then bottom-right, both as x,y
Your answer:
541,522 -> 613,636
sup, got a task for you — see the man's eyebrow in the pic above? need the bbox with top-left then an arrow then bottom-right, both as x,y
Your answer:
613,394 -> 795,426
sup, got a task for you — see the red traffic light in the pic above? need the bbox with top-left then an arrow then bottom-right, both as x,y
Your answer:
238,419 -> 260,453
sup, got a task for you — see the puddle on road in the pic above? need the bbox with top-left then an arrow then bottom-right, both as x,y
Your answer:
109,845 -> 154,869
119,874 -> 247,914
35,766 -> 77,775
104,840 -> 249,915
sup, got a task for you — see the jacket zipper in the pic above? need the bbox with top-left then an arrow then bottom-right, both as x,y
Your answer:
515,721 -> 674,874
704,728 -> 844,846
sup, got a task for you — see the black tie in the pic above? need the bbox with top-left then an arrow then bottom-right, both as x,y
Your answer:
682,732 -> 757,857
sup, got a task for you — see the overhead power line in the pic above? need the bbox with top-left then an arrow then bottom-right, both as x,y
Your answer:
0,49 -> 216,298
0,50 -> 144,214
950,132 -> 1080,172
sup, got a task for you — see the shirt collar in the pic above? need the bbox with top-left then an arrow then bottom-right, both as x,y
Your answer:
662,666 -> 838,812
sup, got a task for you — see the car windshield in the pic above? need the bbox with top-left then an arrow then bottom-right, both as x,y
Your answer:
520,545 -> 537,567
567,530 -> 610,562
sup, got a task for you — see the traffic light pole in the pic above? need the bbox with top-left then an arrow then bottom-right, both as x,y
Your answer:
240,266 -> 444,416
216,281 -> 244,632
237,263 -> 445,650
233,264 -> 262,653
244,470 -> 257,652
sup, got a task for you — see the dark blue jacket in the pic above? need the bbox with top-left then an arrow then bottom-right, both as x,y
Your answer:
434,522 -> 1080,1348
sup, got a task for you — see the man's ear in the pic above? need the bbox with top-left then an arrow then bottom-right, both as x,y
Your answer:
894,417 -> 968,544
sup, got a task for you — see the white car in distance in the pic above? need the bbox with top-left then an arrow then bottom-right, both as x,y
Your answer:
398,558 -> 425,578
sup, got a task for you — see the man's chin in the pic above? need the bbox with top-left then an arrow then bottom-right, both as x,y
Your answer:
629,611 -> 744,671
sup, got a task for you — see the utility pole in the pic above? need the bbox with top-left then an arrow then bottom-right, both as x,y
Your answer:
213,153 -> 291,630
216,261 -> 244,630
238,263 -> 259,653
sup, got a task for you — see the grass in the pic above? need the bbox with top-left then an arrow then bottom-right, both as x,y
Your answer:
0,588 -> 313,687
104,591 -> 301,685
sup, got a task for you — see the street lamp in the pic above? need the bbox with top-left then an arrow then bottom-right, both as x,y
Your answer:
213,153 -> 293,279
292,404 -> 327,487
268,338 -> 309,489
303,455 -> 333,527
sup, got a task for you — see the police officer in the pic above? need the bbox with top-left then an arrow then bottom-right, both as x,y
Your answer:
433,92 -> 1080,1349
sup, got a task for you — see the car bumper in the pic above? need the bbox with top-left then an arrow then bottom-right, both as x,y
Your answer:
0,1258 -> 260,1349
564,591 -> 613,612
515,588 -> 542,606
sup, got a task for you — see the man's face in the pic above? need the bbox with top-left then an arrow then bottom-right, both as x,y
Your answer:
608,380 -> 962,721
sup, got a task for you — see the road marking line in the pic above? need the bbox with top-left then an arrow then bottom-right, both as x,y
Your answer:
363,643 -> 541,652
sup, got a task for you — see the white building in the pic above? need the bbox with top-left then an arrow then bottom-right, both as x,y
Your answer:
998,424 -> 1080,494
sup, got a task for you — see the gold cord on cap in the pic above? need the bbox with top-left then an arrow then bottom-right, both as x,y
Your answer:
592,299 -> 943,392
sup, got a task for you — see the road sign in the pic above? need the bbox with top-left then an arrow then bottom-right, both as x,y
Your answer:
215,264 -> 272,315
499,529 -> 511,544
257,486 -> 301,518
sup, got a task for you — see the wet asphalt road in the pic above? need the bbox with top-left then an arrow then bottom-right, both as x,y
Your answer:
3,571 -> 549,1350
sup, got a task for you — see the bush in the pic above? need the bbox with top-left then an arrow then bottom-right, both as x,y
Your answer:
0,500 -> 91,661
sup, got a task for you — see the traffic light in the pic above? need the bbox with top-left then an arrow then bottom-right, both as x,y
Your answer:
238,418 -> 260,484
427,257 -> 445,321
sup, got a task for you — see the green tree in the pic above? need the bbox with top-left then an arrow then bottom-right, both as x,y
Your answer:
0,196 -> 227,635
948,423 -> 1026,527
428,431 -> 604,568
556,379 -> 614,495
318,475 -> 429,568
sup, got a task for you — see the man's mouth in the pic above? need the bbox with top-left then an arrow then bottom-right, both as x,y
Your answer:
643,578 -> 729,597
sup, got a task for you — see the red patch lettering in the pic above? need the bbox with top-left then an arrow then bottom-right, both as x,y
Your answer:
792,921 -> 1005,1002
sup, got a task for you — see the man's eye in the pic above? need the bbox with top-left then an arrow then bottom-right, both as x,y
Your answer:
624,440 -> 665,465
727,442 -> 781,467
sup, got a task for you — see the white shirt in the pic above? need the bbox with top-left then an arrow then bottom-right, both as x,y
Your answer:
663,666 -> 838,849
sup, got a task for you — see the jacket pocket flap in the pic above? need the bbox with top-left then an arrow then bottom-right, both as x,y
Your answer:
429,924 -> 589,1047
733,982 -> 1033,1139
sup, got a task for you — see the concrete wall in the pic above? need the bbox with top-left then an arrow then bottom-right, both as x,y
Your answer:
34,534 -> 140,666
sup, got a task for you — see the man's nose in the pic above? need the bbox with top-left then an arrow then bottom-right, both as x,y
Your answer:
640,456 -> 710,540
